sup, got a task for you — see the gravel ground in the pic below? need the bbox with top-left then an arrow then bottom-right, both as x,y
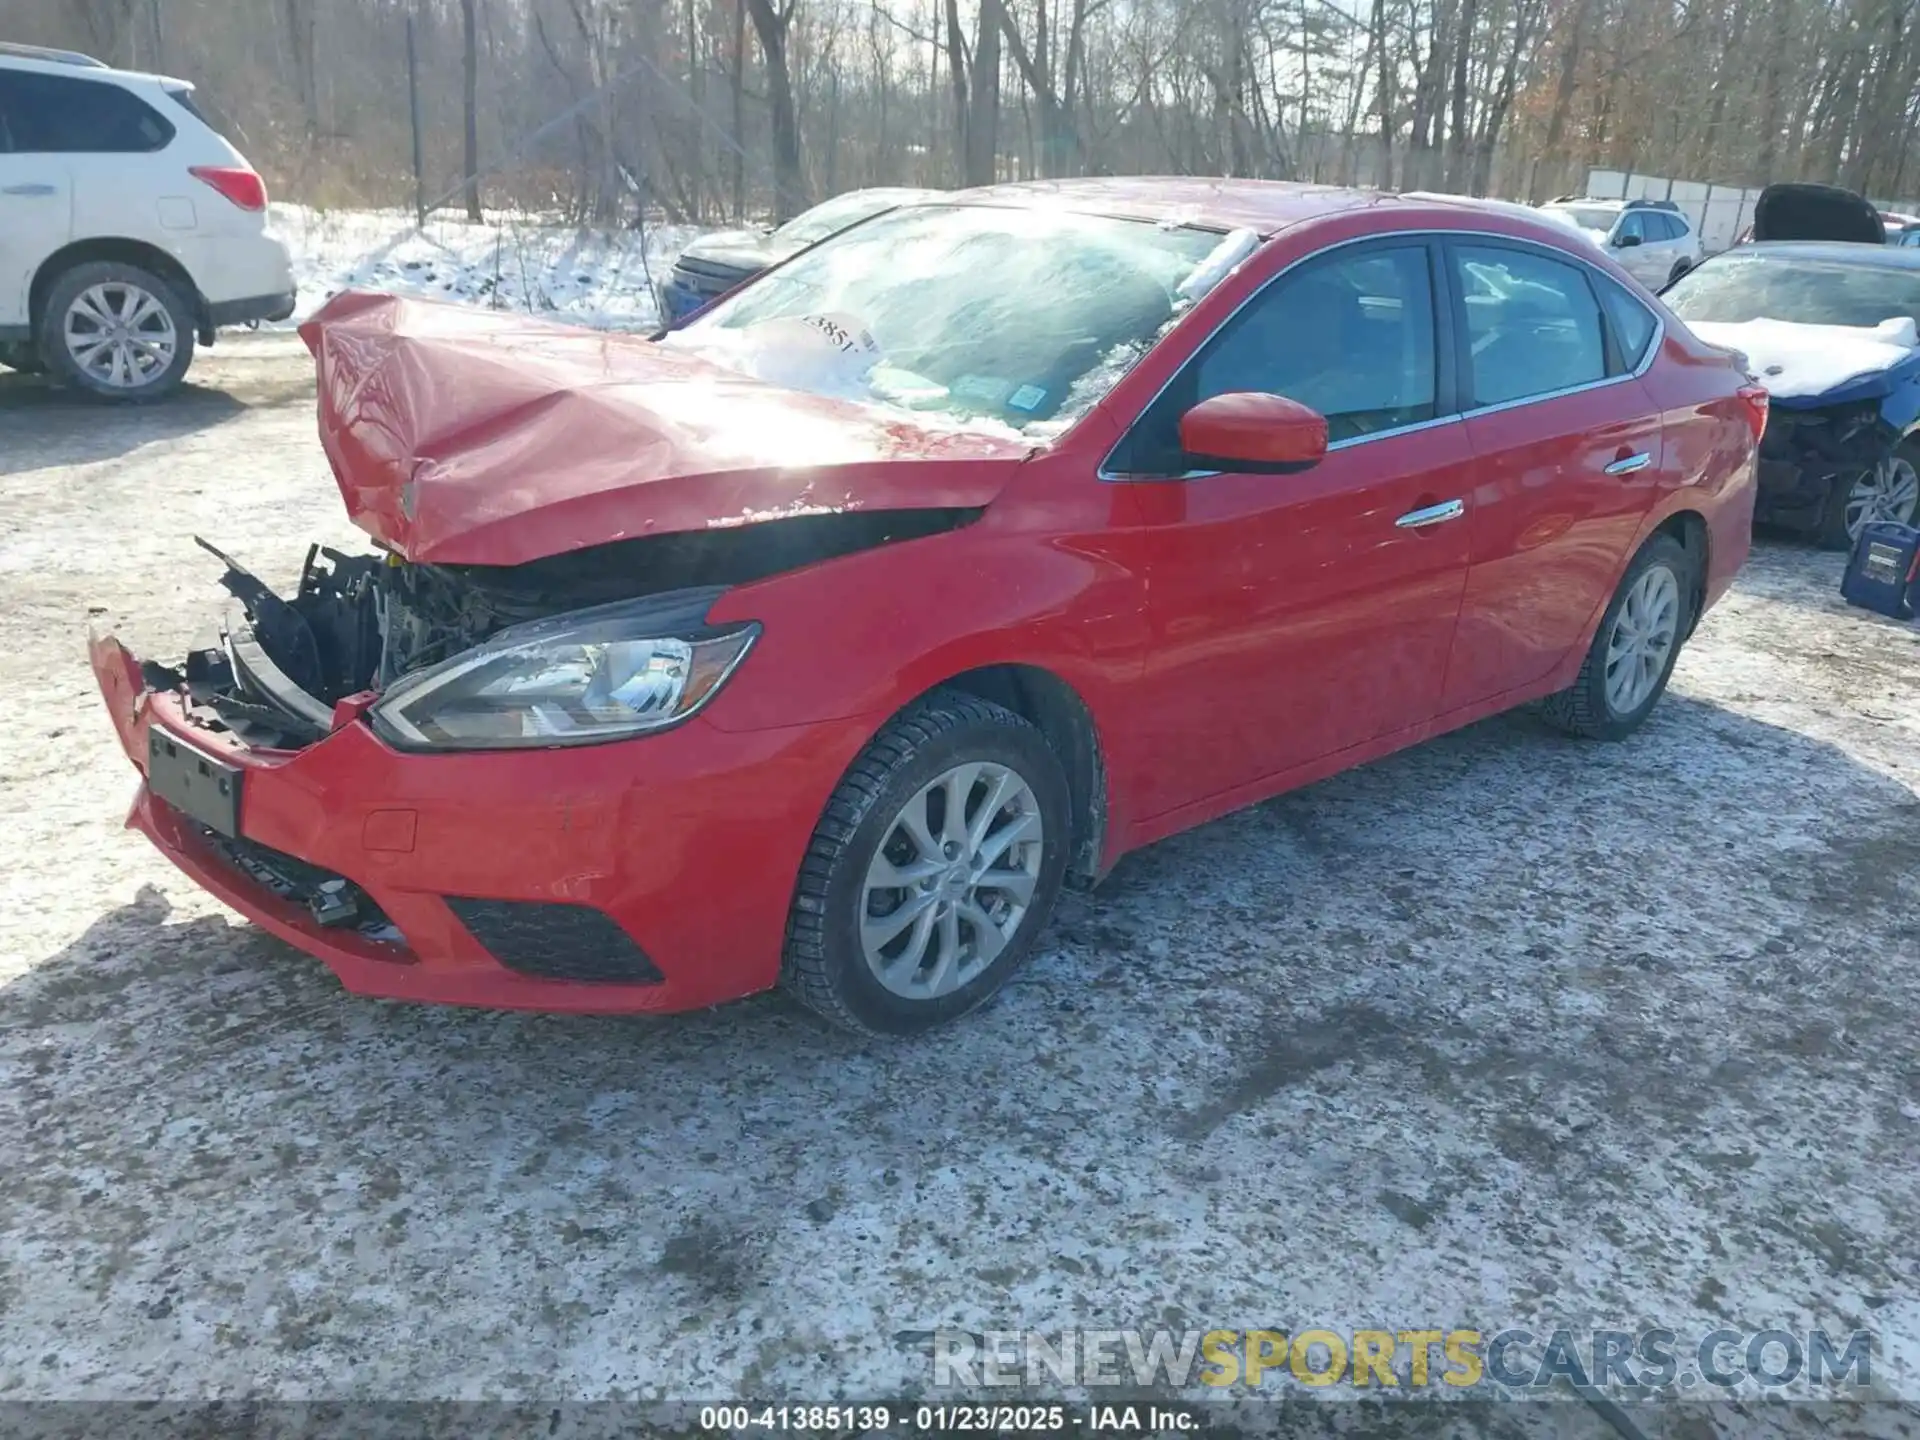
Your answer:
2,338 -> 1919,1431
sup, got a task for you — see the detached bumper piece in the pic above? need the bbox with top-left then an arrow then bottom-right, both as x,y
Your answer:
444,898 -> 664,984
188,816 -> 406,944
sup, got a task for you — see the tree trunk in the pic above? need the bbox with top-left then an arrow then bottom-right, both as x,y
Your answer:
461,0 -> 483,222
967,0 -> 1003,185
745,0 -> 806,220
1371,0 -> 1393,188
730,0 -> 747,220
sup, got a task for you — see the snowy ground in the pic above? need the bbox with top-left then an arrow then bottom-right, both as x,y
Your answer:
2,340 -> 1919,1436
268,204 -> 703,331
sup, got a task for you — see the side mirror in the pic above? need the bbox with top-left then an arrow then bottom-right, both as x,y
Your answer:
1615,232 -> 1643,249
1179,392 -> 1328,474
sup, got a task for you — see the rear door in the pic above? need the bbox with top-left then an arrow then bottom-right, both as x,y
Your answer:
1438,238 -> 1666,711
0,69 -> 76,331
2,68 -> 185,268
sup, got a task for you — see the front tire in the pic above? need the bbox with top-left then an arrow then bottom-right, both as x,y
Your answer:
39,261 -> 195,402
1541,534 -> 1694,740
1819,449 -> 1920,550
781,693 -> 1070,1035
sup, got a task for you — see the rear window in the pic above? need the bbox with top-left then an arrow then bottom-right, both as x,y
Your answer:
1595,275 -> 1658,370
163,82 -> 208,126
0,70 -> 175,153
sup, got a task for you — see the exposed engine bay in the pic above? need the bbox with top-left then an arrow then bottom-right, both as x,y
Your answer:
142,508 -> 979,750
1760,400 -> 1896,478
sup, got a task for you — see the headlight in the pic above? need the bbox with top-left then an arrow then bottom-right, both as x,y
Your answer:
370,595 -> 758,751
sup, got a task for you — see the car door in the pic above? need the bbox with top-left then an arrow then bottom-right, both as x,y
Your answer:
1609,211 -> 1657,284
0,70 -> 75,333
1106,238 -> 1476,821
1438,238 -> 1666,712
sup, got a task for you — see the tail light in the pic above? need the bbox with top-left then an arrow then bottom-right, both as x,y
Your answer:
1736,383 -> 1770,442
189,165 -> 268,212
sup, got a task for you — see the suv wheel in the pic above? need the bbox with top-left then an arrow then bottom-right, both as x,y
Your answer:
1667,258 -> 1692,285
781,693 -> 1070,1035
1821,450 -> 1920,550
39,261 -> 195,402
1541,534 -> 1694,741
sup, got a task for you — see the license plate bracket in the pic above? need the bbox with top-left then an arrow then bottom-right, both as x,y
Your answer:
147,729 -> 243,837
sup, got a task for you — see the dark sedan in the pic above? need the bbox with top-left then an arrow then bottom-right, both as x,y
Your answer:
656,187 -> 943,324
1665,243 -> 1920,546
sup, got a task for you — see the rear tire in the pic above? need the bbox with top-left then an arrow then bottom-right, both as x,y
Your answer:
39,261 -> 195,403
1666,259 -> 1692,285
780,693 -> 1070,1035
1541,534 -> 1694,740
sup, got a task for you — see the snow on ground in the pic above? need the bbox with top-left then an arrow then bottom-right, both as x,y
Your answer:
269,204 -> 703,332
1,345 -> 1919,1434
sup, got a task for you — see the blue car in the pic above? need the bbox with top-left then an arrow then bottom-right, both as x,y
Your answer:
1664,243 -> 1920,547
656,187 -> 943,326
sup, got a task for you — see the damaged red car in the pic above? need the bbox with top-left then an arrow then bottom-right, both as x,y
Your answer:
90,180 -> 1764,1033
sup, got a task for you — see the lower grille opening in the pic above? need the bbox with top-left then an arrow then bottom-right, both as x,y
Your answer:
445,898 -> 664,984
185,817 -> 408,949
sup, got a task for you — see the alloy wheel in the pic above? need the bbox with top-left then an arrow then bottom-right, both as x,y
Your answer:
1845,457 -> 1920,540
1604,564 -> 1680,716
62,282 -> 178,391
860,760 -> 1045,1000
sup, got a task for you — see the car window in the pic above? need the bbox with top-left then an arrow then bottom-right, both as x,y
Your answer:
1645,213 -> 1673,241
1452,243 -> 1608,406
0,70 -> 174,153
1616,213 -> 1647,243
1663,251 -> 1920,327
1595,275 -> 1658,372
1111,243 -> 1438,474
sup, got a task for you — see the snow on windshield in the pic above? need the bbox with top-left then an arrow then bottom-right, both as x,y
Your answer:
1684,316 -> 1918,399
662,205 -> 1239,436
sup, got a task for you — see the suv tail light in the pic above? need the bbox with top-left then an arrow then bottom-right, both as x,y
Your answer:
189,165 -> 268,212
1736,383 -> 1771,442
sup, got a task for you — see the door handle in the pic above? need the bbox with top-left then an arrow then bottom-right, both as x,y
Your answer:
1395,499 -> 1465,529
1604,452 -> 1653,476
2,184 -> 57,197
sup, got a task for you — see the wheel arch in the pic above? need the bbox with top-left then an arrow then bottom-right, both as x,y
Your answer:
909,663 -> 1110,889
30,239 -> 205,341
1652,508 -> 1709,638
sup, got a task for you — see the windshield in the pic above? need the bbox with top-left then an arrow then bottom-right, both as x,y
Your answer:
1547,205 -> 1619,232
665,205 -> 1232,433
776,192 -> 907,246
1664,253 -> 1920,328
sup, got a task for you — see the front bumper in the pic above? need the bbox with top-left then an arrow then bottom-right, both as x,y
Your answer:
91,629 -> 863,1013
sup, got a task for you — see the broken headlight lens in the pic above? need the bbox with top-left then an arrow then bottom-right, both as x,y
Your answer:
369,598 -> 758,750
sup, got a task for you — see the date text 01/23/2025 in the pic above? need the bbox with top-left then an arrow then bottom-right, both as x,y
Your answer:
696,1404 -> 1200,1432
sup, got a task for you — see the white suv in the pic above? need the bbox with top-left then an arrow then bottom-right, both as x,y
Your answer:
1539,197 -> 1704,289
0,43 -> 294,401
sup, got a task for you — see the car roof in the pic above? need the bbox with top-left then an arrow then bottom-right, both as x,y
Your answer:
1730,241 -> 1920,269
934,177 -> 1572,239
0,41 -> 109,68
0,46 -> 180,86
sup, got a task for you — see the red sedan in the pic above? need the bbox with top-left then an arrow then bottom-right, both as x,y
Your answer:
90,180 -> 1764,1034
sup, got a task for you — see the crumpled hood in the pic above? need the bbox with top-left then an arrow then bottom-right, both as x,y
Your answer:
1685,315 -> 1920,405
297,293 -> 1032,567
